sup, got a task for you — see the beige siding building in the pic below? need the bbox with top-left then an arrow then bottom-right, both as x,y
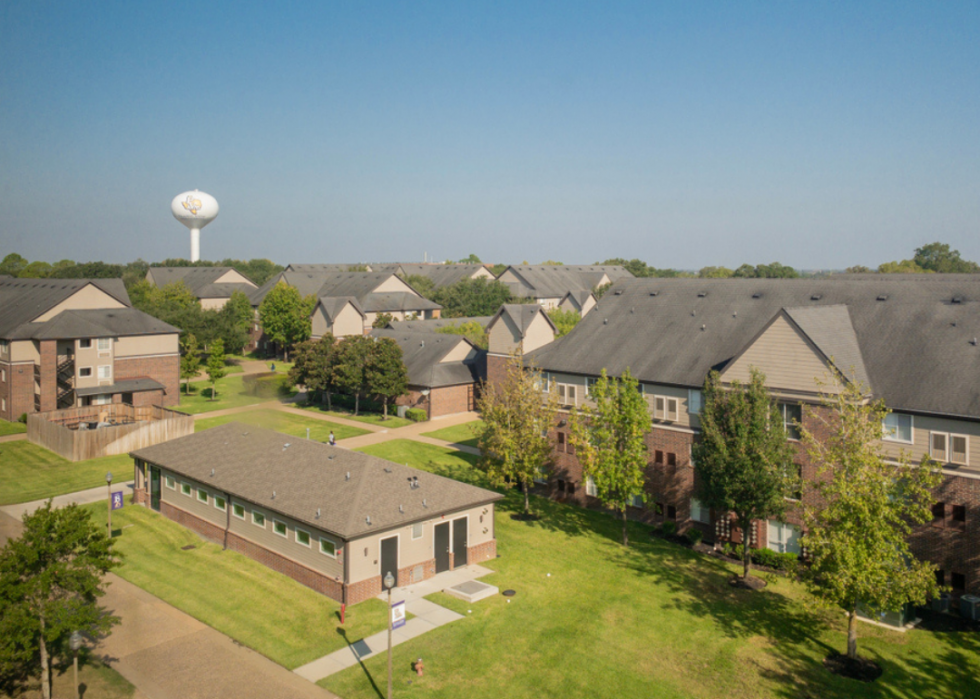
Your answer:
145,267 -> 257,310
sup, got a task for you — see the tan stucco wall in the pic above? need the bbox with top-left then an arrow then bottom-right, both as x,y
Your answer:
10,340 -> 40,363
214,270 -> 256,286
374,275 -> 416,294
440,340 -> 477,364
334,304 -> 366,338
33,285 -> 126,322
200,297 -> 228,311
115,334 -> 179,357
472,268 -> 494,281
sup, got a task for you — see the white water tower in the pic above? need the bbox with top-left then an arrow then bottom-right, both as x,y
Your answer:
171,190 -> 219,262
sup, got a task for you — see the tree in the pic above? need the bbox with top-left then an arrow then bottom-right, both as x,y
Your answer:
205,339 -> 227,401
258,282 -> 312,360
546,308 -> 580,338
458,254 -> 482,264
431,278 -> 519,317
0,502 -> 119,699
130,280 -> 206,342
214,291 -> 254,355
568,369 -> 650,546
541,260 -> 564,265
331,335 -> 374,414
476,354 -> 559,516
17,261 -> 53,278
179,334 -> 202,393
844,265 -> 872,273
373,312 -> 394,329
799,377 -> 942,660
0,253 -> 28,276
877,259 -> 928,274
913,242 -> 980,273
365,338 -> 409,419
436,320 -> 488,349
290,335 -> 338,407
592,282 -> 612,299
490,263 -> 507,277
692,368 -> 797,581
402,274 -> 435,298
698,266 -> 734,278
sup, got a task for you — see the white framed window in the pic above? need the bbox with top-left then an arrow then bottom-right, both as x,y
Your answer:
585,377 -> 598,396
688,389 -> 702,415
951,435 -> 969,465
767,520 -> 801,555
653,395 -> 680,422
780,403 -> 802,440
232,503 -> 246,520
213,495 -> 226,511
97,337 -> 111,354
165,475 -> 176,490
197,488 -> 208,504
534,466 -> 547,484
586,476 -> 597,497
1,398 -> 5,411
1,369 -> 5,382
540,372 -> 551,392
98,365 -> 112,380
252,511 -> 266,527
557,383 -> 578,406
882,413 -> 913,443
690,498 -> 710,524
630,493 -> 644,508
78,367 -> 92,378
636,382 -> 645,395
319,537 -> 337,558
273,519 -> 288,537
931,432 -> 969,465
295,528 -> 311,547
181,483 -> 192,497
412,523 -> 423,540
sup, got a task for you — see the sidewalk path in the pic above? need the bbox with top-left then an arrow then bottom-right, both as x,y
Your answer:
339,411 -> 479,451
0,481 -> 136,521
294,564 -> 493,682
0,432 -> 27,443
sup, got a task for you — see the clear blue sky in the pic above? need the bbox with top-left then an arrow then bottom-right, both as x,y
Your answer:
2,1 -> 977,270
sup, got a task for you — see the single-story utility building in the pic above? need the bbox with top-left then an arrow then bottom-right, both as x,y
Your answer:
130,423 -> 502,604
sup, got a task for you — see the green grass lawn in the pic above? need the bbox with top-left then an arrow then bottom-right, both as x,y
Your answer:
327,440 -> 980,699
174,374 -> 279,415
0,419 -> 27,436
422,419 -> 482,448
195,408 -> 369,441
300,401 -> 412,428
0,442 -> 132,505
87,503 -> 391,670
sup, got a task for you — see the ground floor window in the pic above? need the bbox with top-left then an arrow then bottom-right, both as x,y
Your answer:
213,495 -> 226,511
232,503 -> 245,519
690,499 -> 710,524
586,476 -> 597,497
767,520 -> 801,555
320,537 -> 337,557
165,476 -> 176,490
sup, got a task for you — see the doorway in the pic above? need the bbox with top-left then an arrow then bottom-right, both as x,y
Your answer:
149,466 -> 161,512
434,522 -> 451,573
380,536 -> 399,588
452,517 -> 468,568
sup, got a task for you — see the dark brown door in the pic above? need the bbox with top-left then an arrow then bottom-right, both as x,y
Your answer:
453,518 -> 468,568
380,536 -> 398,588
434,522 -> 450,573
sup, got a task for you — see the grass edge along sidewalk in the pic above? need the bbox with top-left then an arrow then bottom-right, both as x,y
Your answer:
0,441 -> 131,506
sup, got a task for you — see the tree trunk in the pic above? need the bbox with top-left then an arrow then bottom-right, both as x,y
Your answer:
743,546 -> 751,580
326,391 -> 332,410
847,606 -> 859,658
354,393 -> 360,415
39,613 -> 50,699
382,398 -> 388,420
210,381 -> 217,401
622,507 -> 629,547
523,479 -> 530,515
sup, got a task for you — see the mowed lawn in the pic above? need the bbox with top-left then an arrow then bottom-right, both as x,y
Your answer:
0,441 -> 132,505
0,419 -> 27,436
86,503 -> 391,670
422,419 -> 482,448
327,440 -> 980,699
195,408 -> 369,441
300,401 -> 412,428
174,372 -> 295,415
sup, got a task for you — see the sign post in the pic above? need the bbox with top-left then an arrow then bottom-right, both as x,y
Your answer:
391,600 -> 406,630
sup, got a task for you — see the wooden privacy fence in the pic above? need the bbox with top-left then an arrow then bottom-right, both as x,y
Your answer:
27,404 -> 194,462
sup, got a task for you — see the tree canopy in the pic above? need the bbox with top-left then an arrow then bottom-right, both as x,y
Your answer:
258,282 -> 314,359
546,307 -> 581,338
435,320 -> 489,349
431,277 -> 522,317
364,337 -> 410,419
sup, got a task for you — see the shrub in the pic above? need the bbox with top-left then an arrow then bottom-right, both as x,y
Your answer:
686,528 -> 704,545
405,408 -> 428,423
721,542 -> 733,557
662,521 -> 677,537
733,543 -> 744,561
753,547 -> 778,569
18,413 -> 27,424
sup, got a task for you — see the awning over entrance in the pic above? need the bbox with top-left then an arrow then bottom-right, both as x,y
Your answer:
75,378 -> 165,397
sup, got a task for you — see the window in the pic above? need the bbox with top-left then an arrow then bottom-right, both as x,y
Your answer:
319,537 -> 337,557
767,521 -> 801,555
181,483 -> 192,497
92,394 -> 111,405
1,369 -> 5,382
232,504 -> 246,520
557,383 -> 578,406
557,432 -> 566,453
97,365 -> 111,380
97,338 -> 111,353
540,372 -> 551,392
213,495 -> 226,511
931,432 -> 948,461
197,488 -> 208,504
295,529 -> 311,547
951,435 -> 968,465
534,466 -> 547,484
931,502 -> 945,527
931,432 -> 968,465
653,395 -> 680,421
252,511 -> 266,527
1,398 -> 4,411
690,499 -> 710,524
636,382 -> 645,395
780,403 -> 802,440
412,523 -> 423,540
786,463 -> 803,501
951,572 -> 966,591
951,505 -> 966,532
688,389 -> 702,415
273,519 -> 287,537
585,377 -> 598,396
935,569 -> 945,587
666,505 -> 677,520
882,413 -> 913,443
654,450 -> 664,464
630,493 -> 644,508
79,367 -> 92,378
585,476 -> 597,497
666,452 -> 677,469
78,339 -> 91,349
165,476 -> 176,490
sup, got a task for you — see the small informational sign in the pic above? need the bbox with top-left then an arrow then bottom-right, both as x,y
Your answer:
111,491 -> 124,511
391,600 -> 406,630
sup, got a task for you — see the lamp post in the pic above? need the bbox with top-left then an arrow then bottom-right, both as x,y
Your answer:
106,471 -> 113,538
69,631 -> 82,699
384,570 -> 395,699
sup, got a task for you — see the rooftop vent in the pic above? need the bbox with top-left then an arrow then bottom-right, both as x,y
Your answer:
877,294 -> 889,301
972,338 -> 978,346
384,467 -> 392,473
346,472 -> 350,480
752,292 -> 762,299
399,505 -> 404,513
423,499 -> 428,508
316,508 -> 321,519
366,516 -> 372,525
810,294 -> 822,301
272,490 -> 276,499
613,289 -> 624,295
649,291 -> 658,297
697,291 -> 707,298
701,324 -> 706,331
691,310 -> 696,316
603,318 -> 608,324
952,296 -> 964,304
210,468 -> 215,477
733,311 -> 737,318
630,307 -> 635,313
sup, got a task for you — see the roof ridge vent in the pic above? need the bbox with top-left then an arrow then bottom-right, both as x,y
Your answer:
952,295 -> 964,304
697,291 -> 707,298
649,291 -> 658,297
752,292 -> 762,299
877,294 -> 889,301
810,294 -> 822,301
613,289 -> 624,295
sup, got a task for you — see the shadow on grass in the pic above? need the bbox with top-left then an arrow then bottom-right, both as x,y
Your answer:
336,627 -> 383,699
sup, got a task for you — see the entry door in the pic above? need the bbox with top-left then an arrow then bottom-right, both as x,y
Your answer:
380,536 -> 399,588
434,522 -> 451,573
149,466 -> 161,512
452,518 -> 468,568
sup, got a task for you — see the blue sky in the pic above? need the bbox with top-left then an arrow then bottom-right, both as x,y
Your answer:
1,1 -> 977,270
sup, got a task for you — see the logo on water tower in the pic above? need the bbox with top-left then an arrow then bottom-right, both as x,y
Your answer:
181,195 -> 204,216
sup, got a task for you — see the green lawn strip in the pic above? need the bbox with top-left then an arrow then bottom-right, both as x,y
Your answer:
421,420 -> 482,448
174,374 -> 275,415
300,402 -> 412,428
326,443 -> 980,699
85,503 -> 390,670
0,442 -> 131,506
0,419 -> 27,436
356,440 -> 489,488
194,409 -> 369,441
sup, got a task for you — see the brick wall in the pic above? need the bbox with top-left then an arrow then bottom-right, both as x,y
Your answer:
486,354 -> 509,393
346,576 -> 382,605
39,341 -> 56,412
429,384 -> 474,418
910,473 -> 980,597
467,539 -> 496,565
114,355 -> 180,407
10,363 -> 34,420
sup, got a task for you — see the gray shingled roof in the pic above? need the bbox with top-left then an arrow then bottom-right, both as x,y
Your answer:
502,265 -> 634,299
316,296 -> 365,323
146,267 -> 256,295
487,304 -> 557,335
389,316 -> 493,333
131,423 -> 502,539
528,277 -> 980,418
285,264 -> 368,273
18,308 -> 179,340
250,272 -> 440,314
76,378 -> 165,397
370,329 -> 482,387
781,305 -> 871,388
0,278 -> 132,338
395,264 -> 488,289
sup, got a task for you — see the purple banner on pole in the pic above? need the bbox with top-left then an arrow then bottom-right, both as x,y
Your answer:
391,600 -> 406,630
111,491 -> 124,510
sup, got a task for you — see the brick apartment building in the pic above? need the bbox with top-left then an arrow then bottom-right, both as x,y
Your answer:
0,278 -> 181,421
490,276 -> 980,599
131,423 -> 502,604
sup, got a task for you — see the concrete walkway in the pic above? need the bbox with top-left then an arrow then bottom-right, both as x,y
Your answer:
294,564 -> 493,682
0,432 -> 27,443
339,410 -> 479,450
0,480 -> 136,521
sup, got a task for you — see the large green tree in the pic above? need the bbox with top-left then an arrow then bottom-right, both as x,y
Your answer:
331,335 -> 374,415
436,320 -> 488,349
431,277 -> 519,317
546,308 -> 580,338
568,368 -> 650,546
0,253 -> 28,276
290,335 -> 338,407
365,337 -> 409,419
205,339 -> 227,401
258,282 -> 313,360
913,241 -> 980,273
800,377 -> 942,660
0,503 -> 119,699
402,274 -> 436,298
692,368 -> 797,581
179,333 -> 202,393
476,354 -> 559,516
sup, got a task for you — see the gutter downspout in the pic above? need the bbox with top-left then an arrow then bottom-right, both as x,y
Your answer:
342,541 -> 349,605
223,494 -> 231,550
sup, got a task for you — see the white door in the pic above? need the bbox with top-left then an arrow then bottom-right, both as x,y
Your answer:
767,520 -> 801,555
